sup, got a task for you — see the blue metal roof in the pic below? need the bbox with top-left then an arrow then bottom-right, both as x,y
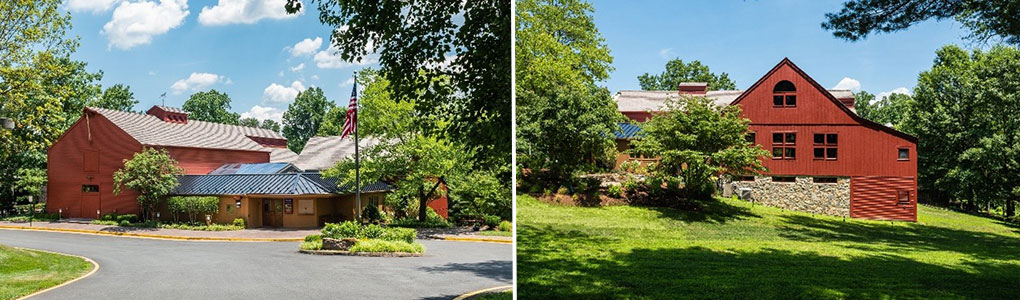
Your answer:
614,122 -> 643,139
207,162 -> 299,175
172,173 -> 392,196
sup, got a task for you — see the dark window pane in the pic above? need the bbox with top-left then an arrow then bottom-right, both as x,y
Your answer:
898,148 -> 909,159
814,134 -> 824,144
772,148 -> 783,158
827,134 -> 837,144
773,80 -> 796,92
827,148 -> 838,159
773,95 -> 784,106
785,133 -> 796,144
786,95 -> 796,106
773,133 -> 782,144
82,185 -> 99,193
813,177 -> 837,183
814,148 -> 825,158
745,133 -> 756,143
785,147 -> 796,158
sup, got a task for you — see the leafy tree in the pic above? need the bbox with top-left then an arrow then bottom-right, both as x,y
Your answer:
901,45 -> 1020,216
113,148 -> 184,221
638,59 -> 737,91
91,84 -> 137,112
0,0 -> 75,66
183,90 -> 240,125
238,117 -> 260,128
823,0 -> 1020,45
260,119 -> 281,132
448,170 -> 511,220
285,0 -> 511,178
852,90 -> 877,120
14,168 -> 46,198
317,106 -> 346,137
633,96 -> 770,200
516,0 -> 620,182
283,87 -> 334,153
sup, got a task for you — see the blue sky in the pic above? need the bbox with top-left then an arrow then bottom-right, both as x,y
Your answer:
65,0 -> 371,123
591,0 -> 972,99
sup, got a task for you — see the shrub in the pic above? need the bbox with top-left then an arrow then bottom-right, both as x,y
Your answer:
622,179 -> 638,192
363,204 -> 381,223
91,220 -> 118,226
556,186 -> 569,195
101,213 -> 116,221
118,220 -> 131,227
389,218 -> 452,228
168,196 -> 219,223
483,215 -> 501,229
607,184 -> 623,198
361,224 -> 385,239
157,223 -> 241,231
116,214 -> 138,223
498,220 -> 512,232
300,240 -> 322,250
322,221 -> 361,239
350,239 -> 425,254
232,218 -> 246,228
381,227 -> 417,244
304,234 -> 322,242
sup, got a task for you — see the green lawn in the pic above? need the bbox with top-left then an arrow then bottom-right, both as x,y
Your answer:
0,245 -> 93,300
470,290 -> 513,300
475,230 -> 513,237
517,194 -> 1020,300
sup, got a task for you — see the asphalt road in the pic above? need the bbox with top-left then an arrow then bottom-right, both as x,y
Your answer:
0,229 -> 512,299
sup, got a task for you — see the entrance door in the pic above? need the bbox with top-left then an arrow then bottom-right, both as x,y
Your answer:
81,185 -> 100,219
262,199 -> 284,227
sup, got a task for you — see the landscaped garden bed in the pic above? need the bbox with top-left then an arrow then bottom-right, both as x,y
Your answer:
89,213 -> 246,231
298,221 -> 426,256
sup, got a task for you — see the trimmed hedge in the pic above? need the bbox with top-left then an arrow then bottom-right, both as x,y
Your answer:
350,239 -> 425,254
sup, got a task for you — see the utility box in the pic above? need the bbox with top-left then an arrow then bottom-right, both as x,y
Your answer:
737,188 -> 752,201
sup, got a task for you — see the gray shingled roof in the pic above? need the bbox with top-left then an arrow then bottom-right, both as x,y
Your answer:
269,147 -> 298,163
154,106 -> 189,114
89,107 -> 283,152
171,173 -> 392,195
292,136 -> 385,171
614,89 -> 856,113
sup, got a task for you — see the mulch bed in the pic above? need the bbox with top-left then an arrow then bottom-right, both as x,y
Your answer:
532,194 -> 628,207
298,249 -> 424,257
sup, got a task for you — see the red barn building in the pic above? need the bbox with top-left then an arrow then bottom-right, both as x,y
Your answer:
47,106 -> 296,219
614,59 -> 918,221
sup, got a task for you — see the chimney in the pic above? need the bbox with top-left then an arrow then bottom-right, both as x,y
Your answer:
678,82 -> 708,95
146,105 -> 189,124
837,96 -> 855,109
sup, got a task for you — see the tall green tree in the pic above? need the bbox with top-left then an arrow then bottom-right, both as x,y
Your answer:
285,0 -> 511,179
823,0 -> 1020,45
633,96 -> 769,200
91,84 -> 137,112
853,90 -> 877,120
901,45 -> 1020,216
516,0 -> 620,181
113,148 -> 183,221
638,59 -> 737,91
283,87 -> 334,153
260,119 -> 281,132
182,90 -> 240,124
238,117 -> 260,128
0,0 -> 75,67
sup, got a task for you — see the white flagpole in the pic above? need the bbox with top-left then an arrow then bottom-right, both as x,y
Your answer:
354,72 -> 361,223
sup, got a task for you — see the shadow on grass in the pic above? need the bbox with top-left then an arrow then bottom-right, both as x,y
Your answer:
419,260 -> 512,282
776,215 -> 1020,261
640,197 -> 760,225
517,225 -> 1020,300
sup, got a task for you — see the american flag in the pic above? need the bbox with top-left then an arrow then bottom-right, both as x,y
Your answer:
340,78 -> 357,139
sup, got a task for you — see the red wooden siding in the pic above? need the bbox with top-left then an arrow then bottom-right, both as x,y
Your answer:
746,124 -> 916,177
851,176 -> 917,221
48,111 -> 143,218
165,147 -> 270,175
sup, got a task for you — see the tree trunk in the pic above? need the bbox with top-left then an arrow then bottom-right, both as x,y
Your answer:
418,186 -> 427,221
1006,199 -> 1015,217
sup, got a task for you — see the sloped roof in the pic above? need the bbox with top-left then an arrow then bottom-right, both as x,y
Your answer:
87,107 -> 283,152
207,162 -> 299,175
172,173 -> 392,195
293,136 -> 385,171
154,106 -> 189,114
614,89 -> 852,113
268,147 -> 298,163
614,123 -> 643,139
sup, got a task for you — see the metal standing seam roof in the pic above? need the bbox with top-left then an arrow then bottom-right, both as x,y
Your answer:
614,123 -> 643,139
87,107 -> 284,152
207,162 -> 300,175
171,173 -> 393,196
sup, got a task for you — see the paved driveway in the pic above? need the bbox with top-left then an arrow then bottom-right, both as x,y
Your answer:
0,229 -> 512,299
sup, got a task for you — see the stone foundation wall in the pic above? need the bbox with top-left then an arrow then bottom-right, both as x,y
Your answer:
730,176 -> 850,217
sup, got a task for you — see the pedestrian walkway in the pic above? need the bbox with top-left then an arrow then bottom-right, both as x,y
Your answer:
0,220 -> 316,241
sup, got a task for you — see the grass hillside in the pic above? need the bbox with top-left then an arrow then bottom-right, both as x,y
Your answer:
0,245 -> 93,300
517,195 -> 1020,300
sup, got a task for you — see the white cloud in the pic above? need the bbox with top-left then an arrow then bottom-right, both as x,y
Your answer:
170,72 -> 228,94
314,45 -> 378,69
289,37 -> 322,57
262,81 -> 306,104
658,48 -> 675,59
290,63 -> 305,72
311,75 -> 319,80
66,0 -> 123,13
198,0 -> 302,26
148,71 -> 157,76
832,77 -> 862,91
102,0 -> 189,50
877,87 -> 912,100
240,105 -> 284,123
339,77 -> 355,87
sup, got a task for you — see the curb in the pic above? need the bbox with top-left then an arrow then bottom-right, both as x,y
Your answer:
0,225 -> 302,242
14,247 -> 99,300
441,236 -> 513,244
298,249 -> 424,257
453,285 -> 513,300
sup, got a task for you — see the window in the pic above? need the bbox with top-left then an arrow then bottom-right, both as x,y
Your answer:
772,80 -> 797,107
898,148 -> 910,161
813,133 -> 838,160
897,190 -> 911,204
82,185 -> 99,193
771,132 -> 796,159
813,177 -> 837,184
772,176 -> 796,183
738,176 -> 755,182
745,132 -> 756,144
